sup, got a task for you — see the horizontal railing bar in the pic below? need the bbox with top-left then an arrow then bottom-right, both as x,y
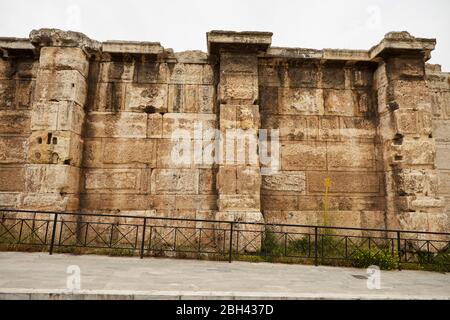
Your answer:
1,208 -> 449,236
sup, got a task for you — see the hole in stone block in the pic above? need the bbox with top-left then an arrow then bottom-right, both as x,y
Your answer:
394,155 -> 403,161
52,137 -> 57,144
388,101 -> 399,111
63,159 -> 71,165
37,137 -> 42,144
144,105 -> 156,114
393,134 -> 403,145
429,133 -> 433,138
47,133 -> 52,144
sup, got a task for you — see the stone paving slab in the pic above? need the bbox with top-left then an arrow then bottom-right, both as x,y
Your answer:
0,252 -> 449,300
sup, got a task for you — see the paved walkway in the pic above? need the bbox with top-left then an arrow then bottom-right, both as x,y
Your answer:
0,252 -> 449,299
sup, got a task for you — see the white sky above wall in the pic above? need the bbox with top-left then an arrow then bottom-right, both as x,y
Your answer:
1,0 -> 449,70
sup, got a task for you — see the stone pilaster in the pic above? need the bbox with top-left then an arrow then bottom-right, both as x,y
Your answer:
207,31 -> 272,229
24,29 -> 99,211
372,32 -> 447,233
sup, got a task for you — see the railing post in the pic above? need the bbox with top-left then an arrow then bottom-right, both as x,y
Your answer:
397,231 -> 402,271
49,213 -> 59,255
140,218 -> 147,259
228,222 -> 234,263
314,227 -> 318,266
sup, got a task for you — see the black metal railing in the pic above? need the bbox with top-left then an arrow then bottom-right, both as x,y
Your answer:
0,209 -> 449,271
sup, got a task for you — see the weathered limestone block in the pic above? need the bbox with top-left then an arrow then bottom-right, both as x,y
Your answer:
236,166 -> 261,195
430,90 -> 450,118
350,66 -> 374,88
261,195 -> 298,211
134,60 -> 168,84
155,138 -> 194,168
279,87 -> 324,115
259,86 -> 278,114
238,105 -> 259,130
218,195 -> 260,212
85,112 -> 147,138
281,141 -> 327,170
319,116 -> 340,141
436,143 -> 450,170
84,168 -> 148,193
35,70 -> 87,106
199,169 -> 216,194
21,192 -> 69,211
162,113 -> 217,139
124,83 -> 168,112
151,168 -> 199,194
0,110 -> 30,134
261,171 -> 306,194
389,137 -> 435,165
0,167 -> 24,191
147,113 -> 163,138
386,56 -> 425,80
31,101 -> 84,134
438,171 -> 450,195
175,195 -> 217,210
81,193 -> 151,211
168,84 -> 215,113
0,137 -> 28,163
394,169 -> 439,196
0,80 -> 15,109
99,60 -> 135,82
307,171 -> 381,194
340,117 -> 376,140
220,53 -> 258,74
169,63 -> 203,84
28,131 -> 82,166
389,79 -> 431,110
433,119 -> 450,142
321,62 -> 346,89
327,142 -> 375,169
25,164 -> 80,193
103,138 -> 156,166
81,138 -> 102,168
219,74 -> 258,103
216,166 -> 236,194
323,89 -> 355,116
39,47 -> 89,77
0,192 -> 21,208
285,60 -> 319,88
89,82 -> 125,112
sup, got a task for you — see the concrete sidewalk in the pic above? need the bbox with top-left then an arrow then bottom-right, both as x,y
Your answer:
0,252 -> 449,300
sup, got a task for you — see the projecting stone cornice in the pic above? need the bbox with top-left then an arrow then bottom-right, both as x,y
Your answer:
0,29 -> 439,64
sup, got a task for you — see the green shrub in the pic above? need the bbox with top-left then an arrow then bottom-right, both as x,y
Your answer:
351,249 -> 398,270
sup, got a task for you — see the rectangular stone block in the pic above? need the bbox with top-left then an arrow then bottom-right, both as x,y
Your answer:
0,137 -> 27,163
135,60 -> 168,84
436,143 -> 450,170
340,117 -> 376,141
438,171 -> 450,195
220,53 -> 258,74
319,116 -> 340,141
281,141 -> 327,170
259,86 -> 278,115
124,83 -> 168,113
25,164 -> 80,194
35,70 -> 87,106
351,67 -> 373,88
27,131 -> 83,166
167,84 -> 215,113
21,193 -> 67,211
219,74 -> 258,103
170,63 -> 203,84
39,47 -> 89,77
261,171 -> 306,193
216,166 -> 236,194
81,193 -> 151,210
0,80 -> 15,109
151,168 -> 198,194
307,171 -> 381,194
287,60 -> 319,88
162,113 -> 217,139
387,56 -> 425,80
258,62 -> 285,87
327,142 -> 376,170
0,110 -> 30,134
103,138 -> 156,166
82,138 -> 103,168
433,119 -> 450,142
236,166 -> 261,195
0,167 -> 24,191
155,138 -> 194,168
175,195 -> 217,210
0,192 -> 21,207
85,112 -> 147,138
89,82 -> 125,112
321,62 -> 346,89
99,60 -> 135,82
262,115 -> 307,141
323,89 -> 355,116
261,195 -> 298,211
279,87 -> 324,115
147,113 -> 163,138
31,101 -> 84,134
218,194 -> 260,211
84,169 -> 147,193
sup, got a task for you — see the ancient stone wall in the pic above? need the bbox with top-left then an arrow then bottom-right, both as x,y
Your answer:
0,29 -> 448,233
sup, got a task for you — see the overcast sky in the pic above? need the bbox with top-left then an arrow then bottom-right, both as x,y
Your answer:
1,0 -> 449,69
